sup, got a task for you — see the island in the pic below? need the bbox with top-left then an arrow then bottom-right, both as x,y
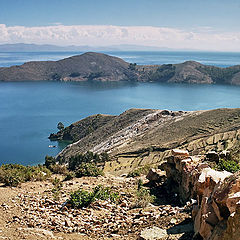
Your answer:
1,52 -> 240,84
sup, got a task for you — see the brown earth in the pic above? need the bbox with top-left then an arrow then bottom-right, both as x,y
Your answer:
0,174 -> 194,240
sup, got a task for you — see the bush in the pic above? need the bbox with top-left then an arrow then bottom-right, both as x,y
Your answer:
49,164 -> 69,175
127,165 -> 151,178
69,72 -> 80,78
67,185 -> 119,208
133,179 -> 155,208
51,177 -> 63,201
68,189 -> 94,208
135,187 -> 155,208
75,163 -> 104,177
0,164 -> 51,187
63,172 -> 75,181
93,185 -> 119,202
51,73 -> 61,81
128,63 -> 137,71
216,159 -> 240,173
68,151 -> 109,171
44,155 -> 56,168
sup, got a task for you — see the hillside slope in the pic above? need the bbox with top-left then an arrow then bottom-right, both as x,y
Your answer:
0,52 -> 137,82
55,108 -> 240,175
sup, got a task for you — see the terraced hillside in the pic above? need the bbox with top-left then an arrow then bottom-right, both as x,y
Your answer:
53,108 -> 240,175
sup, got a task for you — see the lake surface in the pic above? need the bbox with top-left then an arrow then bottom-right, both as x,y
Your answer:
1,51 -> 240,165
1,51 -> 240,68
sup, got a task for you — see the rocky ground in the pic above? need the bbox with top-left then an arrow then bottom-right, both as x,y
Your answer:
0,174 -> 194,240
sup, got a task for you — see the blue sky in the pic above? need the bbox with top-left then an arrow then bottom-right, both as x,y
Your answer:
0,0 -> 240,51
1,0 -> 240,30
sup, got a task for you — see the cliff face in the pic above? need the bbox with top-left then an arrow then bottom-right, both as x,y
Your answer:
1,52 -> 240,84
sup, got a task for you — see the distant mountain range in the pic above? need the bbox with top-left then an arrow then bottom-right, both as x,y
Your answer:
0,43 -> 187,52
0,52 -> 240,84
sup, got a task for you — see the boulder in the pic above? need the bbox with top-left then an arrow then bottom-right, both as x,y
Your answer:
206,151 -> 219,163
162,149 -> 240,240
222,204 -> 240,240
171,149 -> 190,158
146,168 -> 166,182
140,226 -> 167,240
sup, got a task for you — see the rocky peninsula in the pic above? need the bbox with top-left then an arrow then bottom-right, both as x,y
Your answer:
1,52 -> 240,84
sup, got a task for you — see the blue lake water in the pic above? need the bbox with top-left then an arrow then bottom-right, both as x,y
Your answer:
1,51 -> 240,165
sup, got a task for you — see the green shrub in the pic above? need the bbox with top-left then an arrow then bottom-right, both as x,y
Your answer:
148,64 -> 176,82
0,164 -> 51,187
51,177 -> 63,201
68,151 -> 109,171
75,163 -> 104,177
133,179 -> 155,208
44,155 -> 56,168
49,164 -> 69,175
63,172 -> 75,181
127,165 -> 151,178
93,185 -> 119,202
135,187 -> 155,208
51,73 -> 61,81
67,185 -> 119,209
128,63 -> 137,71
69,72 -> 80,78
68,189 -> 94,208
216,159 -> 240,173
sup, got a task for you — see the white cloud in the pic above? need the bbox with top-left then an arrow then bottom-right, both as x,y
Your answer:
0,24 -> 240,51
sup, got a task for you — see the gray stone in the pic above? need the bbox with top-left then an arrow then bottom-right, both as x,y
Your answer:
140,226 -> 167,240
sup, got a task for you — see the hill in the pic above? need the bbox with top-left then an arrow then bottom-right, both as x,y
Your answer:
54,108 -> 240,175
0,52 -> 137,82
1,52 -> 240,84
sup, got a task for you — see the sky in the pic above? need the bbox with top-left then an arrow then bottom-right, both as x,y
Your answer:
0,0 -> 240,51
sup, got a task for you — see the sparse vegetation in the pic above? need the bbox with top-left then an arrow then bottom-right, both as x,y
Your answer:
44,155 -> 56,168
68,189 -> 94,208
75,162 -> 104,177
216,159 -> 240,173
197,65 -> 240,83
51,177 -> 63,201
57,122 -> 64,131
88,72 -> 103,81
127,165 -> 151,178
45,152 -> 106,177
49,164 -> 69,175
44,155 -> 69,175
68,151 -> 109,171
69,72 -> 80,77
67,185 -> 119,208
148,64 -> 176,82
63,171 -> 75,181
51,73 -> 61,81
128,63 -> 137,70
133,179 -> 155,208
92,185 -> 119,202
0,164 -> 51,187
